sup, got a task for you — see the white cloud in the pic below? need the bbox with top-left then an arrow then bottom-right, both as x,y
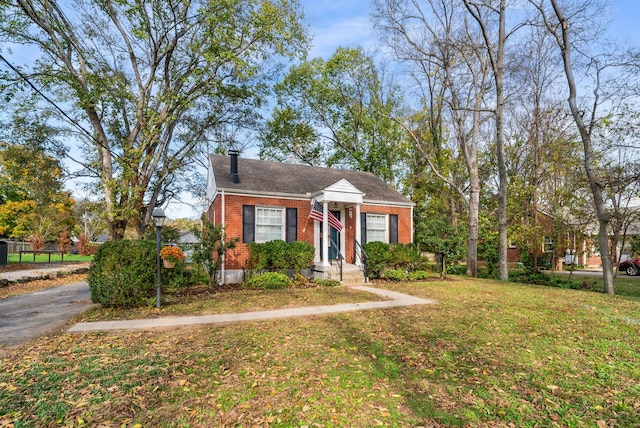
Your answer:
308,15 -> 375,58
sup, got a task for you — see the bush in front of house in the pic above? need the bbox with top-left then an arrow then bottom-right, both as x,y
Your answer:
243,271 -> 291,289
389,243 -> 421,270
362,241 -> 391,279
88,240 -> 156,307
363,242 -> 424,279
286,241 -> 316,272
246,240 -> 315,273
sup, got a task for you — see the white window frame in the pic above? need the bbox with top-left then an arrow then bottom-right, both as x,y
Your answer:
508,240 -> 517,249
255,206 -> 285,243
366,213 -> 388,243
543,236 -> 554,253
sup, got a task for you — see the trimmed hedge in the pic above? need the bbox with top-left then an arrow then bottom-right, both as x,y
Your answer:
88,240 -> 157,308
247,240 -> 314,273
363,242 -> 422,279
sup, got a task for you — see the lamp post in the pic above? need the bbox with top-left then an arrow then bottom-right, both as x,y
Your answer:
152,207 -> 166,309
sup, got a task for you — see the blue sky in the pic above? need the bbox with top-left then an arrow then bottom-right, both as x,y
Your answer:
302,0 -> 640,59
164,0 -> 640,219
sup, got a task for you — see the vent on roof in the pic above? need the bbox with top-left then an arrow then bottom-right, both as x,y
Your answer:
229,150 -> 240,183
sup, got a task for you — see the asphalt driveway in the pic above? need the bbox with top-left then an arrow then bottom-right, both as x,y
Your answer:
0,281 -> 94,347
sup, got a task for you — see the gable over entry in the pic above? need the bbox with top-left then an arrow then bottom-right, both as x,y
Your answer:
205,153 -> 414,284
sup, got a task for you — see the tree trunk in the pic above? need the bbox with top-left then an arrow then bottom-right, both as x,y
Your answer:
548,0 -> 614,294
467,173 -> 480,277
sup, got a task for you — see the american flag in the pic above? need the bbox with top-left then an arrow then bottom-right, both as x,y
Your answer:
310,199 -> 343,232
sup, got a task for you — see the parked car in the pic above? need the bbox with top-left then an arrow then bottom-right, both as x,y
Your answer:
619,258 -> 640,276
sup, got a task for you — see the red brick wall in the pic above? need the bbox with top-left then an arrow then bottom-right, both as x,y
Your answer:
207,193 -> 413,269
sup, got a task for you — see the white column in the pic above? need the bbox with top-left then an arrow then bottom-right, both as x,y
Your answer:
355,204 -> 362,266
322,201 -> 329,266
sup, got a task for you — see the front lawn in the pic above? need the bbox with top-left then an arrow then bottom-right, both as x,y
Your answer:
1,278 -> 639,427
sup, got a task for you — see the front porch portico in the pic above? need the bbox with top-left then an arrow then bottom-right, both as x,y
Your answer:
312,180 -> 365,278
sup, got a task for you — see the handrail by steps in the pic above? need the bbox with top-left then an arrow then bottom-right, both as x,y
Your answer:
329,237 -> 343,282
354,239 -> 369,283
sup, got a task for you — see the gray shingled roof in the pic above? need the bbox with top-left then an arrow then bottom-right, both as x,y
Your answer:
210,154 -> 413,205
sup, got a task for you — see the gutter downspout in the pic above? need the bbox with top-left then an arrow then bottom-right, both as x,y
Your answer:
221,189 -> 225,285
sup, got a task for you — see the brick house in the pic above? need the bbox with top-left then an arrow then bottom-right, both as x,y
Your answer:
205,152 -> 414,283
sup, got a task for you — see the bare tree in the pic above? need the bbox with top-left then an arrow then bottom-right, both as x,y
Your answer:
463,0 -> 520,281
374,0 -> 493,277
529,0 -> 640,294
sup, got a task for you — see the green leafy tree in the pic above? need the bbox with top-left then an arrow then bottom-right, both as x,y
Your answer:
0,142 -> 75,240
0,0 -> 307,239
260,47 -> 404,184
418,216 -> 467,277
191,217 -> 238,286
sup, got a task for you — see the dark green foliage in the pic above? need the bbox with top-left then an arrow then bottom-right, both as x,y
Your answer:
417,217 -> 467,277
479,230 -> 500,278
286,241 -> 316,272
363,242 -> 424,279
383,269 -> 408,281
243,272 -> 291,289
246,240 -> 314,273
162,263 -> 206,292
313,278 -> 340,287
362,241 -> 390,279
389,243 -> 421,270
88,240 -> 156,308
263,240 -> 289,271
512,271 -> 584,290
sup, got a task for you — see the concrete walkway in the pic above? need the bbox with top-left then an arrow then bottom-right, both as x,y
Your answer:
68,286 -> 436,333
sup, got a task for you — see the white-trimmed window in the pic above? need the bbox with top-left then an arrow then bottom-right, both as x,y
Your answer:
509,240 -> 517,249
255,207 -> 285,242
366,213 -> 388,243
543,236 -> 554,253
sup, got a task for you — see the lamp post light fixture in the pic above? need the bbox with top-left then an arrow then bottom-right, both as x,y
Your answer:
152,207 -> 166,309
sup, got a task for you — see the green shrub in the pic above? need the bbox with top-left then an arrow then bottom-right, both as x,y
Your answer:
362,241 -> 390,279
383,269 -> 408,281
262,240 -> 289,271
243,272 -> 291,289
408,270 -> 431,281
389,243 -> 421,269
286,241 -> 315,272
88,240 -> 157,308
314,278 -> 340,287
247,240 -> 315,273
163,263 -> 205,291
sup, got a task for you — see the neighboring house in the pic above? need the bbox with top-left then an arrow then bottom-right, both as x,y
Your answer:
205,152 -> 414,283
177,230 -> 200,261
506,208 -> 634,269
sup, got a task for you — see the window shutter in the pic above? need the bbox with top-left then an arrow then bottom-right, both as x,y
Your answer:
360,212 -> 367,244
389,214 -> 398,244
286,208 -> 297,242
243,205 -> 255,243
